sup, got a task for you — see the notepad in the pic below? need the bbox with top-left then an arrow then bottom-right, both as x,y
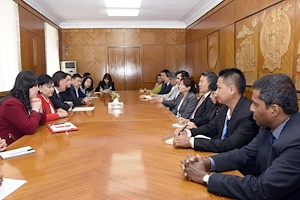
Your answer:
0,146 -> 35,160
72,106 -> 95,111
47,122 -> 78,133
0,178 -> 27,199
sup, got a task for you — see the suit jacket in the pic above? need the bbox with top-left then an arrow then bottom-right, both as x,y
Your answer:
69,85 -> 86,100
159,82 -> 172,94
171,92 -> 197,118
162,93 -> 183,110
192,103 -> 220,127
208,113 -> 300,200
191,96 -> 259,152
95,81 -> 115,92
159,85 -> 179,101
0,97 -> 46,145
190,94 -> 213,126
50,90 -> 73,111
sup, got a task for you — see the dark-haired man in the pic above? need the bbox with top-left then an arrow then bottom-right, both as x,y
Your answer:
174,68 -> 259,153
180,73 -> 300,199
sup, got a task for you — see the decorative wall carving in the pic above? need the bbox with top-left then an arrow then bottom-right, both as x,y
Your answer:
260,3 -> 292,72
236,25 -> 256,85
297,42 -> 300,72
208,36 -> 217,70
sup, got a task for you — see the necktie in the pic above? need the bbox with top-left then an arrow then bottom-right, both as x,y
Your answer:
221,116 -> 229,140
190,95 -> 205,119
269,131 -> 275,147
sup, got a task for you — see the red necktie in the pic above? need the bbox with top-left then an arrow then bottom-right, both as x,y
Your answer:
190,95 -> 205,119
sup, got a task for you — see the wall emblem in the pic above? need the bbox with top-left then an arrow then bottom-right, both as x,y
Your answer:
208,36 -> 217,70
260,4 -> 291,72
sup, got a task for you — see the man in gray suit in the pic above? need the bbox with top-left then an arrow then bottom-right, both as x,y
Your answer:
180,74 -> 300,199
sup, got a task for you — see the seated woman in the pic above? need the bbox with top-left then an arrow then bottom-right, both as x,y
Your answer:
0,70 -> 46,145
80,76 -> 94,96
172,77 -> 198,119
37,74 -> 68,122
143,74 -> 162,94
95,73 -> 115,92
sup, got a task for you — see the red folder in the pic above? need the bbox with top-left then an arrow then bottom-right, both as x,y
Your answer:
47,122 -> 78,133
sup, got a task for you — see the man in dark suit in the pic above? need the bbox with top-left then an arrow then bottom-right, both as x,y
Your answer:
180,73 -> 300,199
188,71 -> 217,126
174,68 -> 259,152
158,69 -> 171,94
68,73 -> 92,105
50,71 -> 73,112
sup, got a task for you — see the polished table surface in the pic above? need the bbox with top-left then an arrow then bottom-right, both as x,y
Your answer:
2,91 -> 238,199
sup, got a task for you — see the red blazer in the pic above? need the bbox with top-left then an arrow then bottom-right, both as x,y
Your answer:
37,93 -> 60,122
0,97 -> 46,145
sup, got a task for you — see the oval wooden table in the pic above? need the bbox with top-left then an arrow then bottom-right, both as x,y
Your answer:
2,91 -> 239,199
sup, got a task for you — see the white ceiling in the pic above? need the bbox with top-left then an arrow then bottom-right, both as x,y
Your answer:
23,0 -> 223,29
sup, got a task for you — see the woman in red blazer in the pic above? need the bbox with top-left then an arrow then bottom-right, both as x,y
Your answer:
37,74 -> 68,122
0,70 -> 46,145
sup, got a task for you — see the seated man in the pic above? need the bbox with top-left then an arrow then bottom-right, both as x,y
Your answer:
186,80 -> 221,129
174,68 -> 259,153
180,73 -> 300,199
188,71 -> 217,127
161,70 -> 189,110
153,71 -> 178,101
68,73 -> 92,105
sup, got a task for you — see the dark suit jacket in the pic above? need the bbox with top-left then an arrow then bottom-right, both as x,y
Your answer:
190,94 -> 213,126
68,85 -> 86,101
191,96 -> 259,152
158,82 -> 172,94
95,81 -> 115,92
208,113 -> 300,200
171,92 -> 197,118
50,91 -> 72,111
193,103 -> 220,127
61,88 -> 82,106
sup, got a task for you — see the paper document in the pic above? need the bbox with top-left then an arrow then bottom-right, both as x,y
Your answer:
72,106 -> 95,112
0,146 -> 35,160
0,178 -> 27,199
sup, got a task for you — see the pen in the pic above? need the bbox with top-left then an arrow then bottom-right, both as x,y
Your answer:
52,122 -> 65,125
178,124 -> 188,135
9,148 -> 34,155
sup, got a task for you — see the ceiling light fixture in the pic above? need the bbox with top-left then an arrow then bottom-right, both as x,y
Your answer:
105,0 -> 142,8
107,9 -> 139,16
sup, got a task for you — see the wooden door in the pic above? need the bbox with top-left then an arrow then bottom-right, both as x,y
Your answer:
108,47 -> 141,90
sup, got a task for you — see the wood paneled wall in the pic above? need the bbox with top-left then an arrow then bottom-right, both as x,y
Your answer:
60,29 -> 186,89
18,5 -> 46,75
186,0 -> 300,107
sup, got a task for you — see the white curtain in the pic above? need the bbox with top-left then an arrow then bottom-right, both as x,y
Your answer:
45,22 -> 60,76
0,0 -> 21,92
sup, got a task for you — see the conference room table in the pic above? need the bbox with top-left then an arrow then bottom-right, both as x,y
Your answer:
2,91 -> 240,199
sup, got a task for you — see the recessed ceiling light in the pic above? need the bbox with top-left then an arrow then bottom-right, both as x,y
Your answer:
105,0 -> 142,8
107,9 -> 139,16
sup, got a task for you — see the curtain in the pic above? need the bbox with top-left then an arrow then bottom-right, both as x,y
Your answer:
45,22 -> 60,77
0,0 -> 21,92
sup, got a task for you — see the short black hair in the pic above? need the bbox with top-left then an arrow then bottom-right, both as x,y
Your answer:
38,74 -> 53,86
72,73 -> 83,79
219,68 -> 246,94
253,73 -> 298,115
177,70 -> 189,78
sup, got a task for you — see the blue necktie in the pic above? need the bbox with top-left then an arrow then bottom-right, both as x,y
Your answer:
221,116 -> 229,140
269,131 -> 275,147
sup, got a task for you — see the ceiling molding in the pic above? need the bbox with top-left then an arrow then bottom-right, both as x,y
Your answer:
23,0 -> 223,29
181,0 -> 223,27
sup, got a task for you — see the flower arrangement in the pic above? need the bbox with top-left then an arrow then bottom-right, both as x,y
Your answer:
110,91 -> 120,100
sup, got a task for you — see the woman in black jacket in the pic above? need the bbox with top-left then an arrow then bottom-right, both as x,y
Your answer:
95,73 -> 115,92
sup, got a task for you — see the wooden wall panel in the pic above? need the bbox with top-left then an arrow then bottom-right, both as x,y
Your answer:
61,29 -> 185,89
294,0 -> 300,90
220,24 -> 235,70
207,31 -> 219,75
257,1 -> 295,78
235,14 -> 259,85
19,5 -> 46,74
259,0 -> 284,10
234,0 -> 260,21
